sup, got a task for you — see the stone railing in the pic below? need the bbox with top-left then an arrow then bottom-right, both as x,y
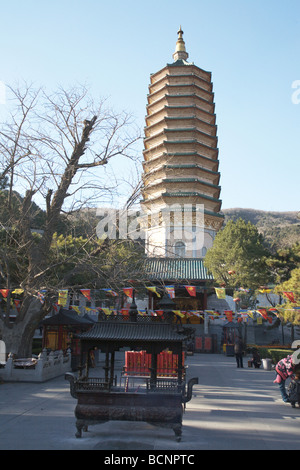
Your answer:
0,348 -> 71,382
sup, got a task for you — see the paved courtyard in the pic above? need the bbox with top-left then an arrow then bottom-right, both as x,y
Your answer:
1,353 -> 300,451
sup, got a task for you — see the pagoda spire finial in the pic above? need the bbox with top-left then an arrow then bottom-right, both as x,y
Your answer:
173,26 -> 189,62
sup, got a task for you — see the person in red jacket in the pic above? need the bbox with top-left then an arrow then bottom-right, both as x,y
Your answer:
274,354 -> 296,402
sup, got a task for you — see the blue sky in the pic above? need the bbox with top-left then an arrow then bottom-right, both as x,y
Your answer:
1,0 -> 300,212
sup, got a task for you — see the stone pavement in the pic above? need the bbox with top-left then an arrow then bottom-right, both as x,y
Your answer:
1,353 -> 300,451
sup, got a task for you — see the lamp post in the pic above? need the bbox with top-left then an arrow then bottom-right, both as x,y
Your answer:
158,293 -> 175,323
129,289 -> 138,322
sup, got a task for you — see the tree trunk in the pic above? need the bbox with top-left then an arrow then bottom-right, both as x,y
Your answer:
0,297 -> 43,357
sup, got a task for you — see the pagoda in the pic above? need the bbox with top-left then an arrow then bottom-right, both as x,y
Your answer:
141,27 -> 224,260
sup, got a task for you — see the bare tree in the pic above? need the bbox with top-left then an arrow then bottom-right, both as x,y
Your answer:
0,83 -> 141,356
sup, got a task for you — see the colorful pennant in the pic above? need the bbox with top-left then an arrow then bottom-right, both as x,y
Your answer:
102,288 -> 118,297
123,288 -> 133,298
224,310 -> 233,322
14,299 -> 21,312
155,310 -> 164,316
80,289 -> 91,301
215,288 -> 226,299
0,289 -> 9,298
172,310 -> 185,318
184,285 -> 196,297
165,285 -> 175,299
283,291 -> 296,303
37,289 -> 47,304
146,286 -> 161,297
257,308 -> 268,319
12,288 -> 24,295
70,305 -> 81,314
58,289 -> 68,306
101,308 -> 112,316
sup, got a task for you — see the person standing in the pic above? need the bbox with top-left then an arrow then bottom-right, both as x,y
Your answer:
234,336 -> 244,368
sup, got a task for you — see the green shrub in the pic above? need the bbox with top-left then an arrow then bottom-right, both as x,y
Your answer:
32,338 -> 42,356
257,347 -> 293,364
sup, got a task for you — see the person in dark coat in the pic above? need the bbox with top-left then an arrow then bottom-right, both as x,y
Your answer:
288,366 -> 300,408
234,336 -> 244,368
251,349 -> 261,368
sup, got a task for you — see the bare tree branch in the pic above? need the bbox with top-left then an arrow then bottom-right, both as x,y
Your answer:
0,83 -> 143,356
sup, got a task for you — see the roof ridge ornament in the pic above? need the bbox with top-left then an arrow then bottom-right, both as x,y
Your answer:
173,26 -> 189,62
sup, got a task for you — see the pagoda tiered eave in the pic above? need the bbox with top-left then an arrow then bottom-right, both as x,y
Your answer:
146,94 -> 215,116
149,63 -> 212,86
148,73 -> 213,94
143,140 -> 219,162
143,127 -> 218,149
142,162 -> 220,187
142,153 -> 219,175
141,28 -> 224,259
145,116 -> 217,138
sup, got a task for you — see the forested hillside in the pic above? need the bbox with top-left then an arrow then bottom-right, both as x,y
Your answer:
1,189 -> 299,251
222,208 -> 300,250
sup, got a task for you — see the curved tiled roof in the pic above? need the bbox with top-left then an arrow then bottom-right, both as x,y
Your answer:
42,308 -> 95,326
77,321 -> 184,343
144,258 -> 213,281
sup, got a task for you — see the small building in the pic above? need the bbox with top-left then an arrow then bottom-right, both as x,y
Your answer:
42,308 -> 95,370
144,257 -> 214,322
